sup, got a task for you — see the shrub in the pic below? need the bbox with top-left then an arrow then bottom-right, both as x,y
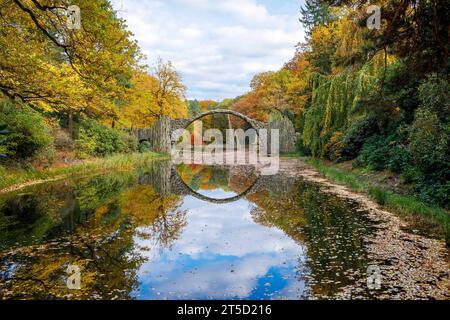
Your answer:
386,145 -> 413,174
0,165 -> 6,177
138,140 -> 151,153
0,100 -> 53,162
341,116 -> 379,160
406,75 -> 450,208
415,177 -> 450,209
353,131 -> 413,174
75,119 -> 137,158
409,108 -> 449,176
0,123 -> 8,157
52,127 -> 74,151
417,74 -> 450,122
323,131 -> 344,162
117,130 -> 138,154
353,135 -> 390,171
369,187 -> 388,205
401,166 -> 421,184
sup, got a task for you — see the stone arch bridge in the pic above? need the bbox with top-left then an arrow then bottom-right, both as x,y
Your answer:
133,109 -> 296,154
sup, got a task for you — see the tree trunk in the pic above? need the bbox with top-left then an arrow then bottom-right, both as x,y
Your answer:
148,116 -> 171,154
68,110 -> 74,140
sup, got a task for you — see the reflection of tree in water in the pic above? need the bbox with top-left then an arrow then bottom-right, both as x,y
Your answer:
176,164 -> 258,195
120,185 -> 187,250
0,206 -> 144,299
250,176 -> 375,299
177,164 -> 229,192
0,169 -> 187,299
0,194 -> 52,248
0,162 -> 378,299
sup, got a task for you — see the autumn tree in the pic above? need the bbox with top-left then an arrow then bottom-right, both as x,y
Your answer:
198,100 -> 218,113
0,0 -> 142,136
231,64 -> 309,126
147,58 -> 187,120
323,0 -> 449,74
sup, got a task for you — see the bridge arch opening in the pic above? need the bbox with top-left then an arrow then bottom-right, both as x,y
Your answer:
171,166 -> 261,204
172,109 -> 261,148
184,109 -> 259,132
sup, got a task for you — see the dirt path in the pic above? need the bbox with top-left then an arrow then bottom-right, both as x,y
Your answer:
278,157 -> 449,299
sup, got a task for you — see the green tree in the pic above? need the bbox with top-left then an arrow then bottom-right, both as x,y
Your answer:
0,123 -> 8,157
300,0 -> 335,37
188,100 -> 201,117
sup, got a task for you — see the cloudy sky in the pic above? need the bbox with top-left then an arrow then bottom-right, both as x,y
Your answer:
111,0 -> 306,101
135,191 -> 307,299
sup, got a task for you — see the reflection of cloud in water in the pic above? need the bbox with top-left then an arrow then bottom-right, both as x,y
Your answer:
193,188 -> 239,200
134,190 -> 307,299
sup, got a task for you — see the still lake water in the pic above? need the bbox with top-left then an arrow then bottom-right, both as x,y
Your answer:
0,160 -> 377,299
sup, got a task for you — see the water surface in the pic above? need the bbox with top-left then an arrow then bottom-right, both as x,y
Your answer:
0,160 -> 378,299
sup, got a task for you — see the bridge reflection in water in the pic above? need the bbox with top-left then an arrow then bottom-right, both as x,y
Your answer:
138,157 -> 295,204
0,157 -> 381,300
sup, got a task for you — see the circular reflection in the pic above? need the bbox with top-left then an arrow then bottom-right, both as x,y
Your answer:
175,164 -> 260,203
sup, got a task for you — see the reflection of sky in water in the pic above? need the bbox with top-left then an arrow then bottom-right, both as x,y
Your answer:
188,187 -> 240,200
133,189 -> 307,300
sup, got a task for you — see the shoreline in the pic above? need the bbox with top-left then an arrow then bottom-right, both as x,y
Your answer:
303,157 -> 449,246
0,155 -> 448,299
277,157 -> 449,299
0,152 -> 168,195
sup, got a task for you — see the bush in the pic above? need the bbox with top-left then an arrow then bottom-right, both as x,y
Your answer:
52,127 -> 74,151
353,135 -> 390,171
323,131 -> 344,162
415,177 -> 450,209
406,75 -> 450,208
369,187 -> 388,205
401,166 -> 421,184
341,116 -> 379,160
409,108 -> 449,176
0,165 -> 6,177
386,145 -> 413,173
0,123 -> 8,157
353,130 -> 413,174
117,130 -> 138,154
138,140 -> 151,153
0,100 -> 53,162
75,119 -> 137,158
417,74 -> 450,122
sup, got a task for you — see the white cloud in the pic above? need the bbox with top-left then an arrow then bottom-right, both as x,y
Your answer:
111,0 -> 305,100
134,194 -> 308,299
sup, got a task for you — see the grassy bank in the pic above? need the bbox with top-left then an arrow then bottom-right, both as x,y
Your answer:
308,158 -> 450,245
0,152 -> 168,193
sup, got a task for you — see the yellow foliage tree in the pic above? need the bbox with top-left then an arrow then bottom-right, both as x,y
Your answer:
146,58 -> 188,120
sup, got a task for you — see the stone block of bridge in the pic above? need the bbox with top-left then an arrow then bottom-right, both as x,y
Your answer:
134,109 -> 297,154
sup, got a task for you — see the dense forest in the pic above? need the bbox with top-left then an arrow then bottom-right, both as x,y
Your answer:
1,0 -> 449,210
226,0 -> 449,209
0,0 -> 188,164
